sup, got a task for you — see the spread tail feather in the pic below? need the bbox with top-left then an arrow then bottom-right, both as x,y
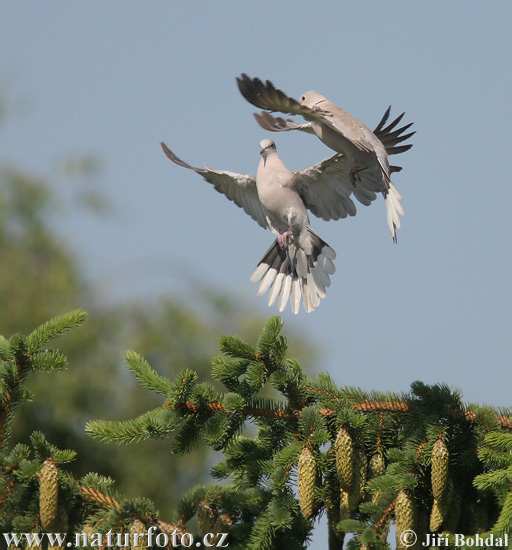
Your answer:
250,228 -> 336,314
384,182 -> 404,243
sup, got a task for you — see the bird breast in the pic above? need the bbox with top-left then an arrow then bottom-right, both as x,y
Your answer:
258,181 -> 308,233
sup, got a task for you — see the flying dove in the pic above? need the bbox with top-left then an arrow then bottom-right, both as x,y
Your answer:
237,74 -> 414,242
161,139 -> 337,314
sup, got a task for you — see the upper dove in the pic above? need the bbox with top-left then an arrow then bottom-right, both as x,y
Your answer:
237,74 -> 414,242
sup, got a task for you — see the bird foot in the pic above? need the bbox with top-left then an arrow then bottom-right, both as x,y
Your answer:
349,165 -> 366,186
278,231 -> 293,249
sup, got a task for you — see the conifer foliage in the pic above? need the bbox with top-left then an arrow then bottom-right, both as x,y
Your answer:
0,312 -> 511,549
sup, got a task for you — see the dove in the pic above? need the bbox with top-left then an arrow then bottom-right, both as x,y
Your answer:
160,140 -> 336,314
237,74 -> 414,242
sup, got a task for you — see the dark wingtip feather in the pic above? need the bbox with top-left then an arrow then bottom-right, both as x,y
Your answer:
160,142 -> 203,172
388,144 -> 414,155
384,111 -> 406,132
373,107 -> 415,157
373,106 -> 392,134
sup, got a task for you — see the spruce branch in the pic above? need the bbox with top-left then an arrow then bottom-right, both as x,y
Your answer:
124,350 -> 174,396
79,485 -> 122,510
26,309 -> 87,354
491,490 -> 512,536
85,407 -> 180,443
0,336 -> 11,360
28,349 -> 67,371
0,479 -> 15,512
0,311 -> 87,452
5,313 -> 512,547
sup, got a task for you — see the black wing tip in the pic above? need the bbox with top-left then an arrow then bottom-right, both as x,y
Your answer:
236,73 -> 298,113
236,73 -> 255,88
160,142 -> 202,172
160,141 -> 174,159
389,143 -> 414,155
374,105 -> 392,133
237,73 -> 267,107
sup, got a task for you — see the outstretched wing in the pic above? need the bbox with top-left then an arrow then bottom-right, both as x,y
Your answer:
293,154 -> 383,221
160,142 -> 268,229
373,106 -> 415,158
237,74 -> 373,153
237,73 -> 306,116
253,111 -> 315,134
254,105 -> 415,171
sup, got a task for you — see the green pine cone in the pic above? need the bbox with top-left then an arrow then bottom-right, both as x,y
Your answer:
130,519 -> 147,550
197,502 -> 216,536
431,437 -> 449,501
339,490 -> 351,521
324,449 -> 342,540
429,498 -> 444,532
395,490 -> 415,549
298,445 -> 317,519
368,452 -> 385,505
348,446 -> 367,512
39,458 -> 59,532
335,426 -> 354,492
368,452 -> 385,479
211,513 -> 232,545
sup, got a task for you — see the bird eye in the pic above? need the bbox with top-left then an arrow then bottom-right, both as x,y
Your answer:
301,95 -> 305,101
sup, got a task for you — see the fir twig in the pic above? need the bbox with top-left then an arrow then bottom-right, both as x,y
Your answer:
79,485 -> 121,510
26,309 -> 87,354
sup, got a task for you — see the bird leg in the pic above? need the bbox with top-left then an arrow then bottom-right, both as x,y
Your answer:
349,165 -> 366,186
278,230 -> 293,249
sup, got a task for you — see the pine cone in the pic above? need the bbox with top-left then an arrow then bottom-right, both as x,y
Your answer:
431,438 -> 449,501
368,452 -> 385,479
324,448 -> 342,540
335,426 -> 354,492
197,501 -> 216,536
130,519 -> 147,550
368,452 -> 385,505
348,446 -> 367,511
339,490 -> 351,521
211,513 -> 232,545
298,445 -> 317,519
429,498 -> 444,532
395,490 -> 415,550
39,458 -> 59,532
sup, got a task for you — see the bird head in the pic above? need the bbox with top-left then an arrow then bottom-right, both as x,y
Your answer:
299,91 -> 327,109
259,139 -> 277,156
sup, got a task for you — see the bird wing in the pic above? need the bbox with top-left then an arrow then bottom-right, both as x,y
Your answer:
253,103 -> 415,174
292,153 -> 384,221
253,111 -> 315,134
237,74 -> 374,153
160,142 -> 268,229
372,106 -> 415,157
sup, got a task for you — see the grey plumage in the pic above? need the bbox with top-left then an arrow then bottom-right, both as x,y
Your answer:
160,140 -> 336,314
237,74 -> 415,242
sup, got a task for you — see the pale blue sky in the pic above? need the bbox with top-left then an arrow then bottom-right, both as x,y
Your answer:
2,2 -> 512,547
